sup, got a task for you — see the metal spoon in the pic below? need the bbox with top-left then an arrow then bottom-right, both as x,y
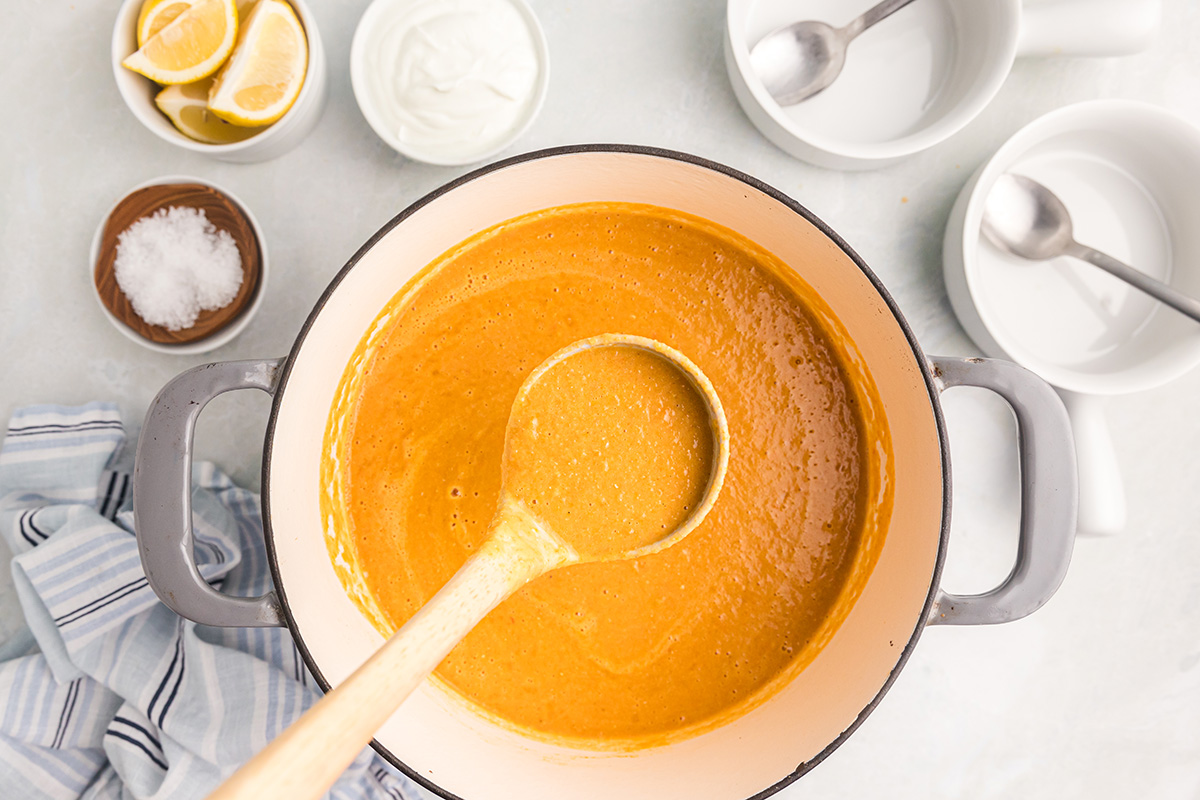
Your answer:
750,0 -> 920,106
982,173 -> 1200,324
208,334 -> 730,800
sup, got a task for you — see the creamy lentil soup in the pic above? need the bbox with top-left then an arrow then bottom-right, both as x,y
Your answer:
504,343 -> 716,560
322,202 -> 893,749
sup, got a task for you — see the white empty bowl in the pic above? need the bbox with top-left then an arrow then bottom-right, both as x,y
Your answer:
725,0 -> 1161,170
111,0 -> 328,163
943,99 -> 1200,535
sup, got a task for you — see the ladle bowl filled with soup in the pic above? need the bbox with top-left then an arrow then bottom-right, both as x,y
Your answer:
134,146 -> 1078,800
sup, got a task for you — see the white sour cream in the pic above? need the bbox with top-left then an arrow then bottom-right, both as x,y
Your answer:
356,0 -> 545,163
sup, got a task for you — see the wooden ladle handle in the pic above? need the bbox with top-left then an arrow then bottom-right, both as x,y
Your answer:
207,502 -> 574,800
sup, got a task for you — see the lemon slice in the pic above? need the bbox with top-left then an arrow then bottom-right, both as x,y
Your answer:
136,0 -> 201,47
123,0 -> 238,85
155,78 -> 267,143
207,0 -> 307,127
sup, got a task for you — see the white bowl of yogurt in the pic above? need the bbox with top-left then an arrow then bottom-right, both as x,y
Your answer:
351,0 -> 549,166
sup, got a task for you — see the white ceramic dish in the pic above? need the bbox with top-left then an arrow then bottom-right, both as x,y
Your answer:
89,175 -> 270,355
111,0 -> 328,163
944,99 -> 1200,535
724,0 -> 1161,170
350,0 -> 550,166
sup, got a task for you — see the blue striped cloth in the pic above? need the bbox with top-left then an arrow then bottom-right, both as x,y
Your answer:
0,403 -> 428,800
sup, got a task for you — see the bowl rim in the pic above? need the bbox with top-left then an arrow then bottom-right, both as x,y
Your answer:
348,0 -> 551,166
259,144 -> 955,799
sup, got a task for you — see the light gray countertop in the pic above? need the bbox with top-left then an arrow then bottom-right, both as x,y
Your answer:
2,0 -> 1198,797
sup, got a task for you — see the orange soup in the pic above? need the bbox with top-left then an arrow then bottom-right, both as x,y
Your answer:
322,202 -> 893,749
504,343 -> 717,560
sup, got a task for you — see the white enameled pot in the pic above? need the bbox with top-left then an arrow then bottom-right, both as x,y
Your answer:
133,147 -> 1078,799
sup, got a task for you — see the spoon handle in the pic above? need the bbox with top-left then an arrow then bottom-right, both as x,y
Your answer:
843,0 -> 918,39
1069,243 -> 1200,324
207,501 -> 574,800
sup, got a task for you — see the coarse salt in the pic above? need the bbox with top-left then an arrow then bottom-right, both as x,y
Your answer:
114,206 -> 244,331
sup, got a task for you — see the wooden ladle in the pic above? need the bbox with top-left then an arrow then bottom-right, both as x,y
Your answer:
208,334 -> 730,800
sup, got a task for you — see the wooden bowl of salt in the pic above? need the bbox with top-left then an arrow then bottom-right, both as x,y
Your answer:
91,178 -> 266,353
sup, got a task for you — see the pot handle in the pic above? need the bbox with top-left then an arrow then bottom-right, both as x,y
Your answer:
134,359 -> 286,628
926,357 -> 1078,626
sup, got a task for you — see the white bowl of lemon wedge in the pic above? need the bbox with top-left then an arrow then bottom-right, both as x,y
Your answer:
112,0 -> 327,162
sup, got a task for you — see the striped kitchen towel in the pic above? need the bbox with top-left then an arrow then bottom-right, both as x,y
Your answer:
0,403 -> 427,800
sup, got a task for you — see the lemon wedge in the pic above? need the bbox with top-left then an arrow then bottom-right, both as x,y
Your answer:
136,0 -> 202,47
207,0 -> 307,127
123,0 -> 238,85
155,78 -> 267,143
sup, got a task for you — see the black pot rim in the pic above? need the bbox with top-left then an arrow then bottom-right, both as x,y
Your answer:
260,143 -> 953,800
